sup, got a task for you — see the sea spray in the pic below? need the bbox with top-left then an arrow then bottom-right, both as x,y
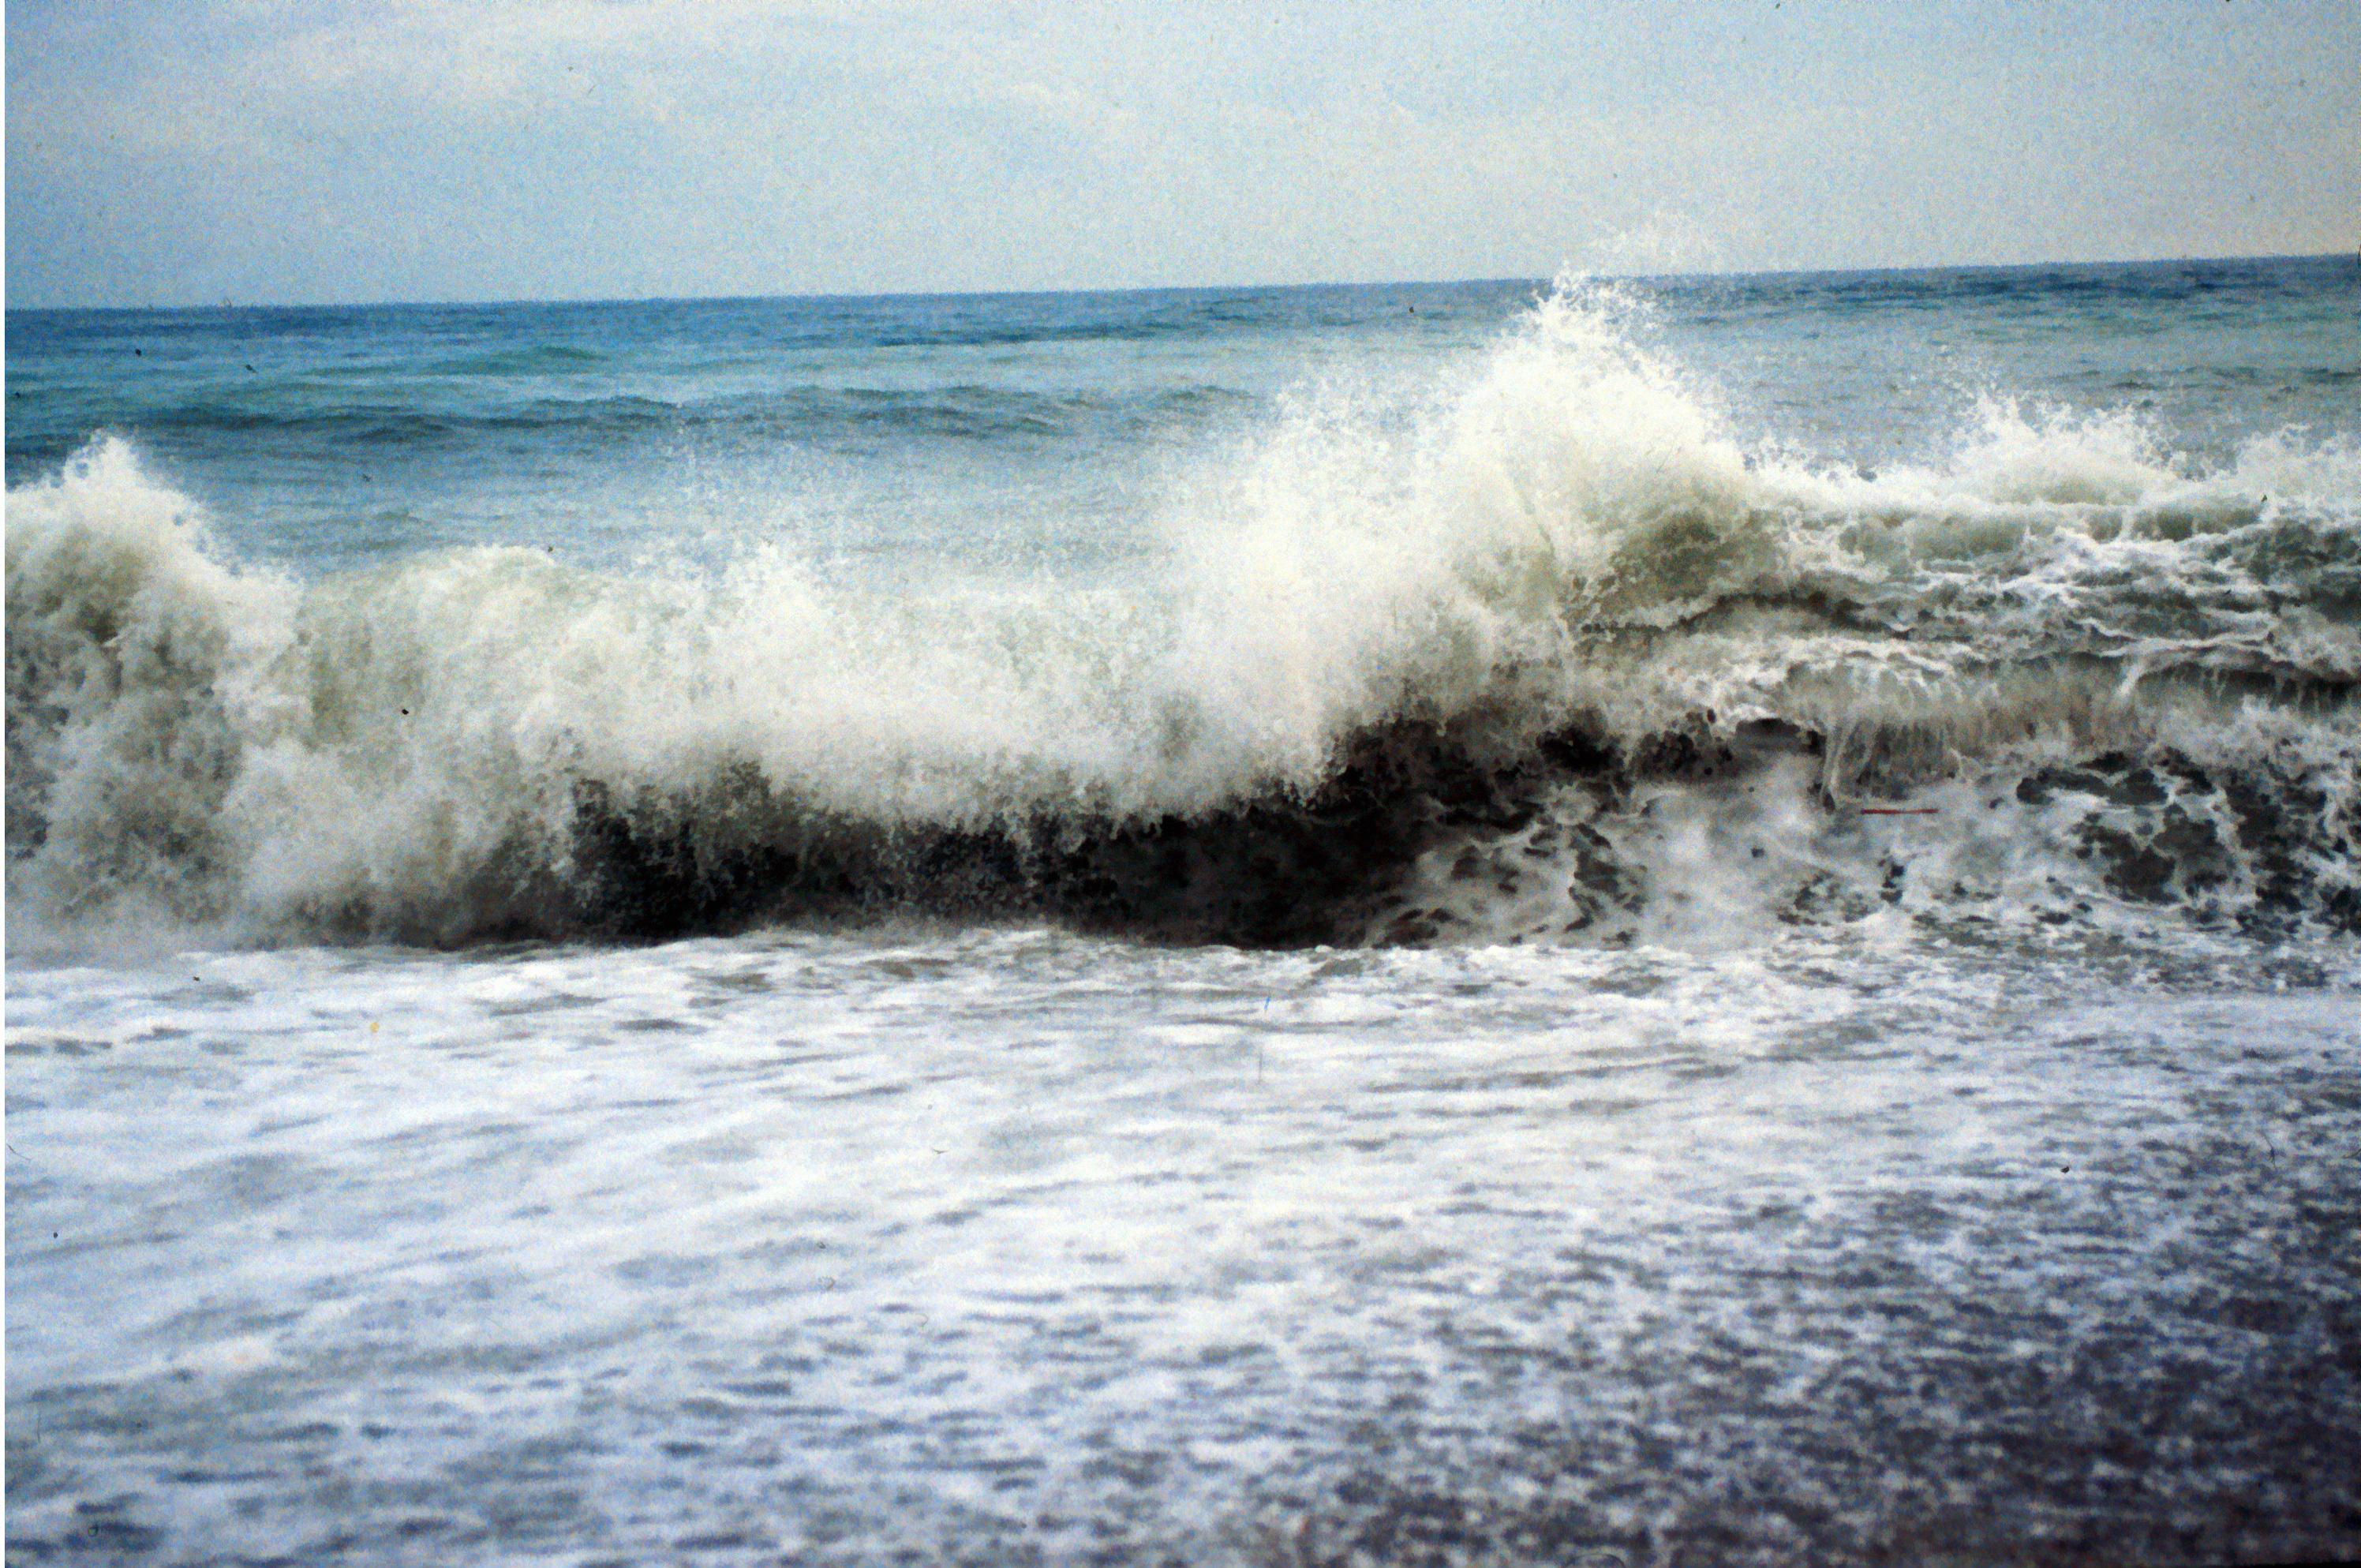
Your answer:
9,282 -> 2357,945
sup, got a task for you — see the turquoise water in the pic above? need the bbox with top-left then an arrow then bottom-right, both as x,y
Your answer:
7,257 -> 2359,1564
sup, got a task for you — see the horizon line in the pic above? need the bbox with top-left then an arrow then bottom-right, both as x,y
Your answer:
6,249 -> 2352,317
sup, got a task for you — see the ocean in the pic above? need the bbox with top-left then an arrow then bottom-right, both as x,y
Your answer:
7,257 -> 2359,1564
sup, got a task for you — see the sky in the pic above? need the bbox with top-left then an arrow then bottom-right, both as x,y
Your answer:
5,0 -> 2356,308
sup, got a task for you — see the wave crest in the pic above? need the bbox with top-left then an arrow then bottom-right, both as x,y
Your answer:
9,284 -> 2357,946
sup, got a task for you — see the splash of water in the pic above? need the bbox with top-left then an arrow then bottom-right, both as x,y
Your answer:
9,282 -> 2357,945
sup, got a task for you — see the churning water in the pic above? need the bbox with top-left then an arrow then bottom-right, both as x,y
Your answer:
9,258 -> 2359,1563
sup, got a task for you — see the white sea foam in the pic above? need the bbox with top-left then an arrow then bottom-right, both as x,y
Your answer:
8,283 -> 2356,944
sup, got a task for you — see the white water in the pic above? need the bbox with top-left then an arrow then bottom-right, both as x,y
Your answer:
9,284 -> 2358,945
9,926 -> 2359,1563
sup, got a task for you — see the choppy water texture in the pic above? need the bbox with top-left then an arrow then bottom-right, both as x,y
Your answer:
9,257 -> 2361,1564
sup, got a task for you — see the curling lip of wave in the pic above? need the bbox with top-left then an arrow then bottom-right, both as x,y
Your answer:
6,283 -> 2358,946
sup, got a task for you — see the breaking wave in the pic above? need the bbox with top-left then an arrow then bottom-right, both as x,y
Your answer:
9,283 -> 2359,948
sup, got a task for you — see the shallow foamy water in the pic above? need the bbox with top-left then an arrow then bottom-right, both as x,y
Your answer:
9,927 -> 2357,1564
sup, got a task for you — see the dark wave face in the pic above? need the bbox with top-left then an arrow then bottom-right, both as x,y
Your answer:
7,261 -> 2359,950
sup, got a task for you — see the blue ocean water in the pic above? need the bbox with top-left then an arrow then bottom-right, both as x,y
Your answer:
7,257 -> 2359,1564
10,258 -> 2354,581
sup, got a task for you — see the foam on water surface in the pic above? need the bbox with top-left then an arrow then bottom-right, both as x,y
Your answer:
7,928 -> 2359,1563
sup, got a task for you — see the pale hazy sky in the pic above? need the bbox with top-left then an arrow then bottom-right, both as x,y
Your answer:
6,0 -> 2355,308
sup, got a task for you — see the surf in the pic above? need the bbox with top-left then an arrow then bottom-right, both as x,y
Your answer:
8,280 -> 2357,948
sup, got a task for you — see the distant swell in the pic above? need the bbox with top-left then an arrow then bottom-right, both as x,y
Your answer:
9,283 -> 2359,949
6,385 -> 1259,468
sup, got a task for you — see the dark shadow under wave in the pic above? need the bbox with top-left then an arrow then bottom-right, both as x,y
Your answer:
554,713 -> 2361,950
